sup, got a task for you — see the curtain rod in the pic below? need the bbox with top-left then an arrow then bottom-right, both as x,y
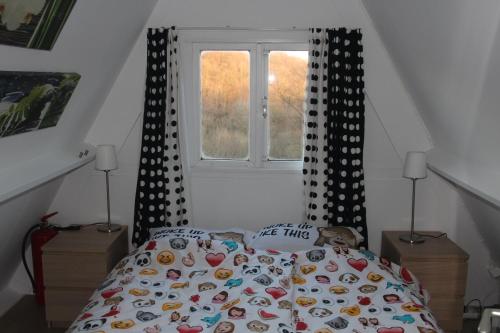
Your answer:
175,26 -> 309,32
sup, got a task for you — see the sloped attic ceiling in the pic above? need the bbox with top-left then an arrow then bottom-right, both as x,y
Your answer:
0,0 -> 158,307
363,0 -> 500,260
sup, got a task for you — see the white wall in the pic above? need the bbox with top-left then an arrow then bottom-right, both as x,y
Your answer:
0,0 -> 158,311
362,0 -> 500,159
0,178 -> 63,313
40,0 -> 499,308
362,0 -> 500,304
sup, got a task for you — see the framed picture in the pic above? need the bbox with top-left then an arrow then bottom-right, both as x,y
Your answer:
0,0 -> 77,50
0,71 -> 81,138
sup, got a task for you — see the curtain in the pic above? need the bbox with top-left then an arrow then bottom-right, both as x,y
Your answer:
133,27 -> 191,247
303,28 -> 367,248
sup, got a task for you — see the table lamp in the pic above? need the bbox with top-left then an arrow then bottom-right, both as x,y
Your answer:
95,145 -> 121,233
399,151 -> 427,244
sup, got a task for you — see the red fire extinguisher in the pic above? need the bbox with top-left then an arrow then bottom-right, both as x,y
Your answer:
24,212 -> 59,305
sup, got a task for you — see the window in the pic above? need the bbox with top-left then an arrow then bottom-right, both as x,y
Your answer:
267,50 -> 308,160
201,50 -> 250,160
188,38 -> 308,170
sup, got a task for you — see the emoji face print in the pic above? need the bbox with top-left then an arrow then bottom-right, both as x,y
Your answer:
253,274 -> 273,286
215,321 -> 236,333
110,319 -> 135,329
242,265 -> 261,275
221,299 -> 240,311
315,275 -> 330,284
383,293 -> 402,303
329,285 -> 349,294
278,300 -> 292,310
292,275 -> 306,285
248,296 -> 271,307
309,307 -> 333,318
214,268 -> 233,280
258,255 -> 274,265
326,316 -> 349,330
358,284 -> 377,293
234,254 -> 249,266
339,273 -> 359,284
367,272 -> 384,282
157,250 -> 175,265
247,320 -> 270,332
295,296 -> 317,307
166,269 -> 181,280
402,302 -> 423,312
132,299 -> 155,308
340,304 -> 361,316
228,306 -> 246,319
212,291 -> 229,304
161,302 -> 183,311
129,288 -> 150,297
170,281 -> 189,289
79,319 -> 106,331
306,249 -> 326,262
134,252 -> 152,267
139,268 -> 158,276
300,264 -> 317,275
136,311 -> 160,322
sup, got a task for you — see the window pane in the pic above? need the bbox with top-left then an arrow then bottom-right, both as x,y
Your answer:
268,51 -> 308,160
201,50 -> 250,159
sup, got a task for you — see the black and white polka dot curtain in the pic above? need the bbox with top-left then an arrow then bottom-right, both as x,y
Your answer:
303,28 -> 367,248
133,27 -> 191,247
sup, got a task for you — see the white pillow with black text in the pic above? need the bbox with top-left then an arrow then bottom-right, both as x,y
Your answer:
249,223 -> 364,251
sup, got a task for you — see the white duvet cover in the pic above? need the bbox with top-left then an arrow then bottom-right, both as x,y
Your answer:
67,237 -> 441,333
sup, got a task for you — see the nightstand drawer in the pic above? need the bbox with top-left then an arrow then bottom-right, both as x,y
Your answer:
43,253 -> 109,288
45,288 -> 94,323
402,260 -> 467,297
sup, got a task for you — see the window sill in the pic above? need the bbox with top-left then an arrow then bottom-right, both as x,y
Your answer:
190,164 -> 302,178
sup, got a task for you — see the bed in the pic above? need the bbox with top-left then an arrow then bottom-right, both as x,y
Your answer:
66,225 -> 442,333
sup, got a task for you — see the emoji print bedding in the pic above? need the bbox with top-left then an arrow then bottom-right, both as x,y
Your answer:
68,237 -> 441,333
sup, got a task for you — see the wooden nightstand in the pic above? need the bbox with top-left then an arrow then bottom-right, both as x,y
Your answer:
381,231 -> 468,333
42,225 -> 128,327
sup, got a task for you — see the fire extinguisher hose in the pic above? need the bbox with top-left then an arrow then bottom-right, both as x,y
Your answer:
22,224 -> 40,293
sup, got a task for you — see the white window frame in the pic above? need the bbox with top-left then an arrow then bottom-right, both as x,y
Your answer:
181,30 -> 308,172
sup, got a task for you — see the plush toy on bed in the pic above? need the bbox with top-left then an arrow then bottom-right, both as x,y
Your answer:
313,226 -> 360,248
209,231 -> 247,246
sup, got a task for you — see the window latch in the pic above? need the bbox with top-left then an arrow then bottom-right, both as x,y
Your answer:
262,96 -> 268,119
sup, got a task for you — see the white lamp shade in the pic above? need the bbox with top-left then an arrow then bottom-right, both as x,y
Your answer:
95,145 -> 118,171
403,151 -> 427,179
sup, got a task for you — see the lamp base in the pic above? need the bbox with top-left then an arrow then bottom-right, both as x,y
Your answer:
97,223 -> 122,233
399,233 -> 425,244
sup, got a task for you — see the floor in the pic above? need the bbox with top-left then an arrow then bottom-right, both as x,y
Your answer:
0,295 -> 481,333
0,296 -> 65,333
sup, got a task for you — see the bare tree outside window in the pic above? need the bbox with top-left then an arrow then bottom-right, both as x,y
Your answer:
268,51 -> 308,160
200,51 -> 250,159
200,49 -> 307,161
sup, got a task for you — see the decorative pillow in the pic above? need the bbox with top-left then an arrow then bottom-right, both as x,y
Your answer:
249,223 -> 364,251
149,227 -> 255,246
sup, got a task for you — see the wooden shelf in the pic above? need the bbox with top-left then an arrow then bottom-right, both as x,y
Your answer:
0,150 -> 94,204
428,148 -> 500,209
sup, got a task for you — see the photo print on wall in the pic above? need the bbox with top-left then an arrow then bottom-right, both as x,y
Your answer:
0,71 -> 80,138
0,0 -> 77,50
